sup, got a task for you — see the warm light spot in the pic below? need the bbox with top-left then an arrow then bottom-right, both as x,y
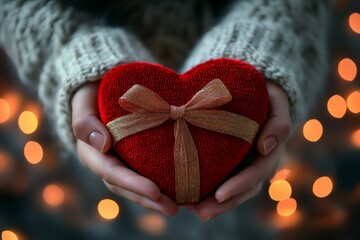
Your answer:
137,213 -> 167,236
0,151 -> 11,173
1,230 -> 18,240
277,198 -> 297,217
269,180 -> 292,201
313,176 -> 333,198
270,169 -> 291,183
43,184 -> 65,207
303,119 -> 323,142
0,98 -> 11,123
349,13 -> 360,34
98,199 -> 120,220
327,95 -> 347,118
351,129 -> 360,148
338,58 -> 357,81
3,92 -> 21,121
347,90 -> 360,113
24,141 -> 43,164
18,111 -> 38,134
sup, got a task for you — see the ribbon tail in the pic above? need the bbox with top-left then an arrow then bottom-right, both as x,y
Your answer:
174,119 -> 201,203
185,110 -> 260,144
107,113 -> 170,144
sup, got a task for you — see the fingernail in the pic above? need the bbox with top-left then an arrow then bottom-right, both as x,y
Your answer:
263,136 -> 277,155
215,191 -> 226,203
89,131 -> 105,152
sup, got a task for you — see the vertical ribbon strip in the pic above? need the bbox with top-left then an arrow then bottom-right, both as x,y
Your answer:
106,79 -> 260,203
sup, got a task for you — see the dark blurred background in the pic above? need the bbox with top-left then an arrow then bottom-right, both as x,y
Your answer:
1,0 -> 360,240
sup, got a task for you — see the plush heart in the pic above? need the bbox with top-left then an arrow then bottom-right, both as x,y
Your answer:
98,58 -> 269,204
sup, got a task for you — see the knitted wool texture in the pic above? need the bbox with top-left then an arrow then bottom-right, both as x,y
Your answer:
0,0 -> 332,150
98,59 -> 269,202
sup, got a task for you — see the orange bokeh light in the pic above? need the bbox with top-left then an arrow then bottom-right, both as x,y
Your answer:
349,13 -> 360,34
137,213 -> 167,236
303,119 -> 323,142
0,98 -> 11,123
347,90 -> 360,114
3,92 -> 21,121
338,58 -> 357,81
1,230 -> 18,240
351,129 -> 360,148
97,199 -> 120,220
327,95 -> 347,118
0,150 -> 11,173
270,169 -> 291,183
18,111 -> 38,134
24,141 -> 43,164
43,184 -> 65,207
313,176 -> 333,198
269,180 -> 292,201
277,198 -> 297,217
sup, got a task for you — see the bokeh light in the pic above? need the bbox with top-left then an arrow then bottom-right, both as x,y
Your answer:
327,95 -> 347,118
24,141 -> 43,164
18,111 -> 38,134
0,150 -> 11,173
303,119 -> 323,142
277,198 -> 297,217
43,184 -> 65,207
3,92 -> 21,121
269,180 -> 292,201
346,90 -> 360,114
0,98 -> 11,123
351,129 -> 360,148
270,169 -> 291,183
313,176 -> 333,198
1,230 -> 18,240
338,58 -> 357,81
97,199 -> 120,220
137,213 -> 167,236
349,13 -> 360,34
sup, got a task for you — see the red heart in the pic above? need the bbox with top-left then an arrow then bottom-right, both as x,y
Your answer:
98,58 -> 269,204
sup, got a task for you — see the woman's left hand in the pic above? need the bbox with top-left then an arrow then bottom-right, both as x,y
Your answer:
192,81 -> 292,221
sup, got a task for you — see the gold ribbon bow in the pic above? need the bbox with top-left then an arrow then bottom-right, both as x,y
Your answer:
107,79 -> 259,203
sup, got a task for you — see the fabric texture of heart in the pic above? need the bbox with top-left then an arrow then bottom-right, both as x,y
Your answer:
98,58 -> 269,204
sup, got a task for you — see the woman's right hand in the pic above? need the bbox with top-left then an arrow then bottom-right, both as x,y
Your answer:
71,82 -> 179,216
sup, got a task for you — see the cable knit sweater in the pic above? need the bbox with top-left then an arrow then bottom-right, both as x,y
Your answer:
0,0 -> 331,149
0,1 -> 332,239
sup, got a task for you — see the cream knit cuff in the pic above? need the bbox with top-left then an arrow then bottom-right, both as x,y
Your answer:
181,21 -> 304,125
40,28 -> 155,150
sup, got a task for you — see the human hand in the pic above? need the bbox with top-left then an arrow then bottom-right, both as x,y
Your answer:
72,82 -> 179,216
192,81 -> 291,221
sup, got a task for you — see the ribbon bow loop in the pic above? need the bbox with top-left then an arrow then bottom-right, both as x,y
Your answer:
119,84 -> 170,113
185,78 -> 232,110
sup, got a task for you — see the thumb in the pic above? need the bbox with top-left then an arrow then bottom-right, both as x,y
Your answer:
72,82 -> 112,153
257,82 -> 291,156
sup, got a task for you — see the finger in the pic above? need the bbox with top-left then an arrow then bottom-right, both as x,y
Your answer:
195,182 -> 263,221
215,144 -> 286,203
72,82 -> 112,153
257,82 -> 291,156
77,140 -> 161,201
103,180 -> 179,216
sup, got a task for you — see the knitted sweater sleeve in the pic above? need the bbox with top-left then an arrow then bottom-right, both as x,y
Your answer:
182,0 -> 332,125
0,0 -> 154,149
